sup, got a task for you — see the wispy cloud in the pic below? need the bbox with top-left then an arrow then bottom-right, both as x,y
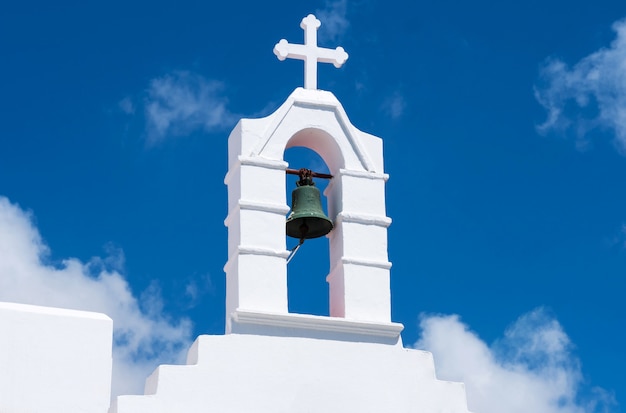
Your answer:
141,71 -> 237,144
0,196 -> 192,397
381,91 -> 407,120
316,0 -> 350,43
118,96 -> 135,115
535,18 -> 626,152
415,308 -> 617,413
184,273 -> 213,309
606,223 -> 626,249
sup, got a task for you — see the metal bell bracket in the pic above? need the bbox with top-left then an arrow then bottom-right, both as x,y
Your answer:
285,168 -> 333,182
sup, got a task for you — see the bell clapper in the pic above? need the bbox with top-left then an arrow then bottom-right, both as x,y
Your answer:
286,237 -> 304,265
286,222 -> 308,264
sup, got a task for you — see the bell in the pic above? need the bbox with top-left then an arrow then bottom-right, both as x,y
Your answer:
286,178 -> 333,240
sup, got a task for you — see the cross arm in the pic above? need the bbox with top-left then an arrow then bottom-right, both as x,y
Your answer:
317,47 -> 349,68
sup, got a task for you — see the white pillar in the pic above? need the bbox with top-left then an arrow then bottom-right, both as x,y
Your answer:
224,152 -> 290,332
326,169 -> 392,322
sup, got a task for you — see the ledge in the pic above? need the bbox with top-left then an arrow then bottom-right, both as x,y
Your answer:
224,156 -> 288,184
336,211 -> 392,227
0,301 -> 112,321
327,257 -> 392,279
339,168 -> 389,181
230,309 -> 403,339
223,247 -> 290,272
224,200 -> 290,226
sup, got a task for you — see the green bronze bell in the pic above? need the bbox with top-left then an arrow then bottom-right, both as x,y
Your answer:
286,174 -> 333,240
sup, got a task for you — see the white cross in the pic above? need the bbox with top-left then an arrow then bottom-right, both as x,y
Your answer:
273,14 -> 349,90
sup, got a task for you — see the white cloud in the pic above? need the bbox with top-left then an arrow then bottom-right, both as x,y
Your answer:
144,71 -> 237,144
608,223 -> 626,249
535,18 -> 626,152
415,308 -> 617,413
316,0 -> 350,43
118,96 -> 135,115
381,91 -> 407,120
184,273 -> 213,309
0,196 -> 193,398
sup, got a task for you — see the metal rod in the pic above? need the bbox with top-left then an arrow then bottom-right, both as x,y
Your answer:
286,240 -> 304,264
285,168 -> 333,179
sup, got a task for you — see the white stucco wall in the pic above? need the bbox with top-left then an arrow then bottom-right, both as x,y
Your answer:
0,301 -> 113,413
113,328 -> 471,413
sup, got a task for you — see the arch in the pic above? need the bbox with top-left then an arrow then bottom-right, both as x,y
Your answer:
285,127 -> 345,174
252,89 -> 376,173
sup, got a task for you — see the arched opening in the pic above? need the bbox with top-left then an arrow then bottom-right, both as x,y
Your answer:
284,146 -> 332,317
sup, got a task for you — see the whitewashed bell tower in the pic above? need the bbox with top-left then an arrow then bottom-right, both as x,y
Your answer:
113,14 -> 472,413
224,14 -> 394,333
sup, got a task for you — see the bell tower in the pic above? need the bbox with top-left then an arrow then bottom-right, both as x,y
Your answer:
224,14 -> 399,337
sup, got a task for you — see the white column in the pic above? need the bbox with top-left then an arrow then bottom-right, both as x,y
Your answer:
224,155 -> 290,332
326,169 -> 392,322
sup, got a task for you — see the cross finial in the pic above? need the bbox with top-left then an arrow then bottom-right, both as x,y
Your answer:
273,14 -> 349,90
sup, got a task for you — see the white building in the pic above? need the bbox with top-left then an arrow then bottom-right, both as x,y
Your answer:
0,14 -> 472,413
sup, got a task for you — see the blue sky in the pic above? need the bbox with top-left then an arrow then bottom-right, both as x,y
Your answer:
1,0 -> 625,410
